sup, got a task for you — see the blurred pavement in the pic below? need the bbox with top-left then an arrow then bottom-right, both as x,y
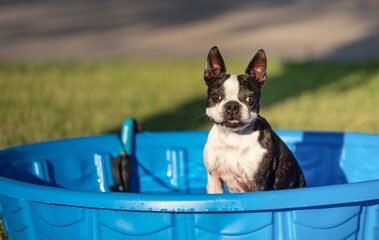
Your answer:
0,0 -> 378,61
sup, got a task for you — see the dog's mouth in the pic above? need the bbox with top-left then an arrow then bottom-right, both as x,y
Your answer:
221,119 -> 243,128
228,119 -> 239,124
209,116 -> 255,130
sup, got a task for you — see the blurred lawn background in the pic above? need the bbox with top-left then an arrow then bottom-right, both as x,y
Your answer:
0,59 -> 378,150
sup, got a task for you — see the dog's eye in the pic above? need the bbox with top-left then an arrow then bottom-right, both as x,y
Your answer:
246,96 -> 255,103
211,94 -> 222,102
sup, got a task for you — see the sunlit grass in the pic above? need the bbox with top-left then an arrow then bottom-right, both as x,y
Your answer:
260,61 -> 379,133
0,60 -> 378,150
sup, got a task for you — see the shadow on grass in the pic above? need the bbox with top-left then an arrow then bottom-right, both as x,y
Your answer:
105,97 -> 211,134
141,98 -> 210,131
262,61 -> 378,108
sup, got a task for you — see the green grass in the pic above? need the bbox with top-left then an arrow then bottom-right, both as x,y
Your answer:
0,60 -> 207,148
0,221 -> 6,240
0,59 -> 378,238
0,59 -> 378,150
261,61 -> 379,132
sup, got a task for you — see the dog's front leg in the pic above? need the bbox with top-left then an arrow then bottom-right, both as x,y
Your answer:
206,172 -> 224,194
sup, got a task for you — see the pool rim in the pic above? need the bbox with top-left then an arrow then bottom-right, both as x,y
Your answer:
1,176 -> 378,213
1,130 -> 379,213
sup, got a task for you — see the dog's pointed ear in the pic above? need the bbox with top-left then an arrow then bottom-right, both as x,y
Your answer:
204,46 -> 227,84
245,49 -> 267,88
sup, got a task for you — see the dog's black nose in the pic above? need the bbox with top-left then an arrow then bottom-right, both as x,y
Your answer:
225,101 -> 240,114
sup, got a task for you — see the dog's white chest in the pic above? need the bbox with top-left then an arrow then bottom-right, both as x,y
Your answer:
204,126 -> 267,192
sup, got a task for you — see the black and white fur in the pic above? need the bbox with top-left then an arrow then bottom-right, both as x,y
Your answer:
203,46 -> 306,193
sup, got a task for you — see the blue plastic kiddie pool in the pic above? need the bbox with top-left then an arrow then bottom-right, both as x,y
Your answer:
0,122 -> 379,239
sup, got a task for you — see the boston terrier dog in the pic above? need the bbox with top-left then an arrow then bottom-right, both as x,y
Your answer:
203,46 -> 307,193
